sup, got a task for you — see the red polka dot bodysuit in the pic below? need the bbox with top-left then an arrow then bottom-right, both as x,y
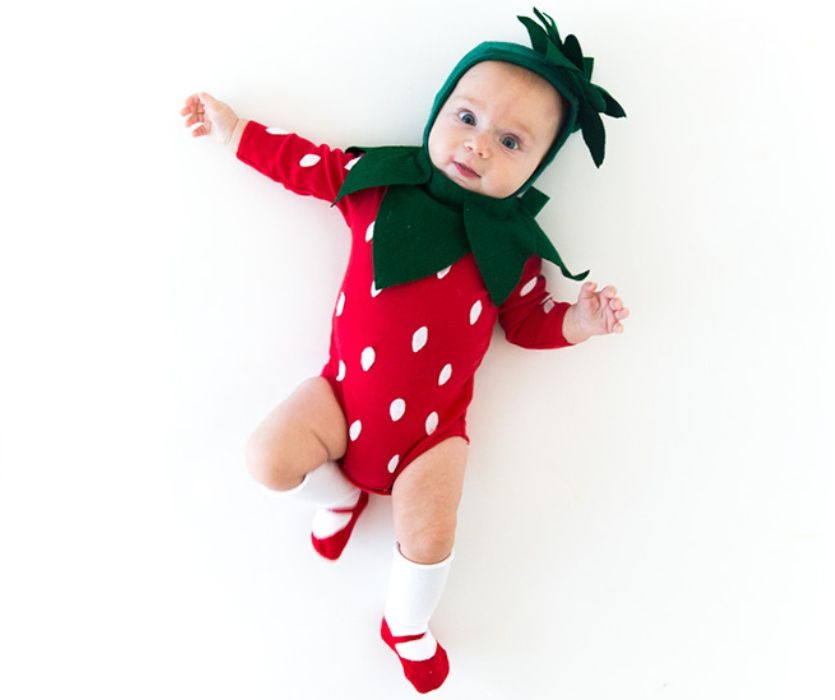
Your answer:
237,121 -> 576,495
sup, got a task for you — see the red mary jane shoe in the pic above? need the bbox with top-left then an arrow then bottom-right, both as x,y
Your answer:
310,490 -> 369,560
380,617 -> 449,693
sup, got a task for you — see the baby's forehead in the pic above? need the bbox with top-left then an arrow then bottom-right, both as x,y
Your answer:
449,61 -> 563,129
452,61 -> 560,105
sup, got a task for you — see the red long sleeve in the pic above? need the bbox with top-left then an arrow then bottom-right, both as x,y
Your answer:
235,119 -> 359,212
498,255 -> 574,349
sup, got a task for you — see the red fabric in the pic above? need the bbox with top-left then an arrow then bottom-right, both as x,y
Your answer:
380,617 -> 449,694
310,490 -> 369,561
237,121 -> 574,495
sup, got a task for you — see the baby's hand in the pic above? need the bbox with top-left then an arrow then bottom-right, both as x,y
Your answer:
563,281 -> 630,343
181,92 -> 241,146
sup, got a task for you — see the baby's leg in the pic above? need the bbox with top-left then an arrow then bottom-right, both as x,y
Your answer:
381,436 -> 468,693
245,376 -> 348,491
391,436 -> 468,564
246,376 -> 368,560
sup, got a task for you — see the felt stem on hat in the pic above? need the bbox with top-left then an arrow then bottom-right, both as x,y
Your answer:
517,6 -> 626,168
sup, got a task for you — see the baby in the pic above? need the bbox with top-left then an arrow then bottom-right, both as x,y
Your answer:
181,8 -> 628,693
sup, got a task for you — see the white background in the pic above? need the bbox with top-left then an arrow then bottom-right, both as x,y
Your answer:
1,0 -> 833,698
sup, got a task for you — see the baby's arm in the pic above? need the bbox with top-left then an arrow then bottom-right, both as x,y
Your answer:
498,257 -> 629,348
181,91 -> 356,207
498,256 -> 575,349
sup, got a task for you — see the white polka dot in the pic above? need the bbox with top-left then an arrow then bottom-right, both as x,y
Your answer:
412,326 -> 428,353
370,279 -> 382,298
361,346 -> 376,371
299,154 -> 321,168
543,298 -> 555,314
469,300 -> 482,325
365,221 -> 375,242
425,411 -> 439,435
345,156 -> 361,171
436,265 -> 451,279
336,360 -> 346,381
389,398 -> 406,422
336,291 -> 346,316
266,126 -> 290,135
520,277 -> 537,296
438,363 -> 452,386
349,420 -> 362,441
387,455 -> 400,474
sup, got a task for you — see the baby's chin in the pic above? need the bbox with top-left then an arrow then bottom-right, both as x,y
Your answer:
454,173 -> 511,199
430,156 -> 514,199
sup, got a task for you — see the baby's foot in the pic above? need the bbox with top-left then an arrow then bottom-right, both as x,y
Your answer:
380,617 -> 449,693
310,490 -> 369,560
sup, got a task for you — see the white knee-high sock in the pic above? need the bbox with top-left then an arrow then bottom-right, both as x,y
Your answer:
276,460 -> 360,507
384,543 -> 454,644
273,460 -> 361,538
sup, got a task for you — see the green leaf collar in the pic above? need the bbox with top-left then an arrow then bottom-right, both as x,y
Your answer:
332,145 -> 588,307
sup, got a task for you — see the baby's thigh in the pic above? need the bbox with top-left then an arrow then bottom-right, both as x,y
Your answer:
391,436 -> 468,564
245,376 -> 348,487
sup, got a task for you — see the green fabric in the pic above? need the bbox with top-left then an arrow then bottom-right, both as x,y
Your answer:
332,145 -> 588,307
330,7 -> 624,307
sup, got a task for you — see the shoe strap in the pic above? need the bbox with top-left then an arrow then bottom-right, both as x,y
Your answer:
389,630 -> 426,644
325,492 -> 366,514
384,621 -> 427,644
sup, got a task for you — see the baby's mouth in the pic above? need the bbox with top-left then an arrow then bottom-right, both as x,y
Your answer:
453,161 -> 480,179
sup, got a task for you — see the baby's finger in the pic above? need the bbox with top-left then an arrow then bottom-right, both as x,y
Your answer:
580,281 -> 597,298
601,285 -> 617,298
182,93 -> 202,112
184,112 -> 203,128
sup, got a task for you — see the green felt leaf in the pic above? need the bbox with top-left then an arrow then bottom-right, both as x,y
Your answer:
563,34 -> 585,71
544,40 -> 583,73
597,85 -> 627,118
561,69 -> 585,96
528,216 -> 590,282
332,146 -> 429,204
374,185 -> 468,287
578,105 -> 606,167
586,84 -> 607,113
533,7 -> 562,46
517,16 -> 549,55
519,187 -> 550,217
583,56 -> 594,79
465,204 -> 533,305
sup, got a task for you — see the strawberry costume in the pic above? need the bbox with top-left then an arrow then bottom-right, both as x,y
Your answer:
236,7 -> 625,692
237,119 -> 582,494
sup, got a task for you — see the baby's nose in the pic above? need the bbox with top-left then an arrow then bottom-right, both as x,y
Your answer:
465,133 -> 491,158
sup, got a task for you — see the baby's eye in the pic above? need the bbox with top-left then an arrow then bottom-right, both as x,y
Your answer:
501,135 -> 520,150
457,110 -> 476,125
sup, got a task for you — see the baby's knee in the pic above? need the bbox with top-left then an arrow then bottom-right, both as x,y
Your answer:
244,429 -> 303,492
399,527 -> 456,565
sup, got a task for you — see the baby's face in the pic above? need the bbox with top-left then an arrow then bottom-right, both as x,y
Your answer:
427,60 -> 564,199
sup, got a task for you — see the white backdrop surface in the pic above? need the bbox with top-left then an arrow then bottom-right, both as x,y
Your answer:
1,1 -> 833,698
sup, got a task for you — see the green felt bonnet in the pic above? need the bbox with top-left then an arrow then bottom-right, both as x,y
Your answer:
332,8 -> 625,306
